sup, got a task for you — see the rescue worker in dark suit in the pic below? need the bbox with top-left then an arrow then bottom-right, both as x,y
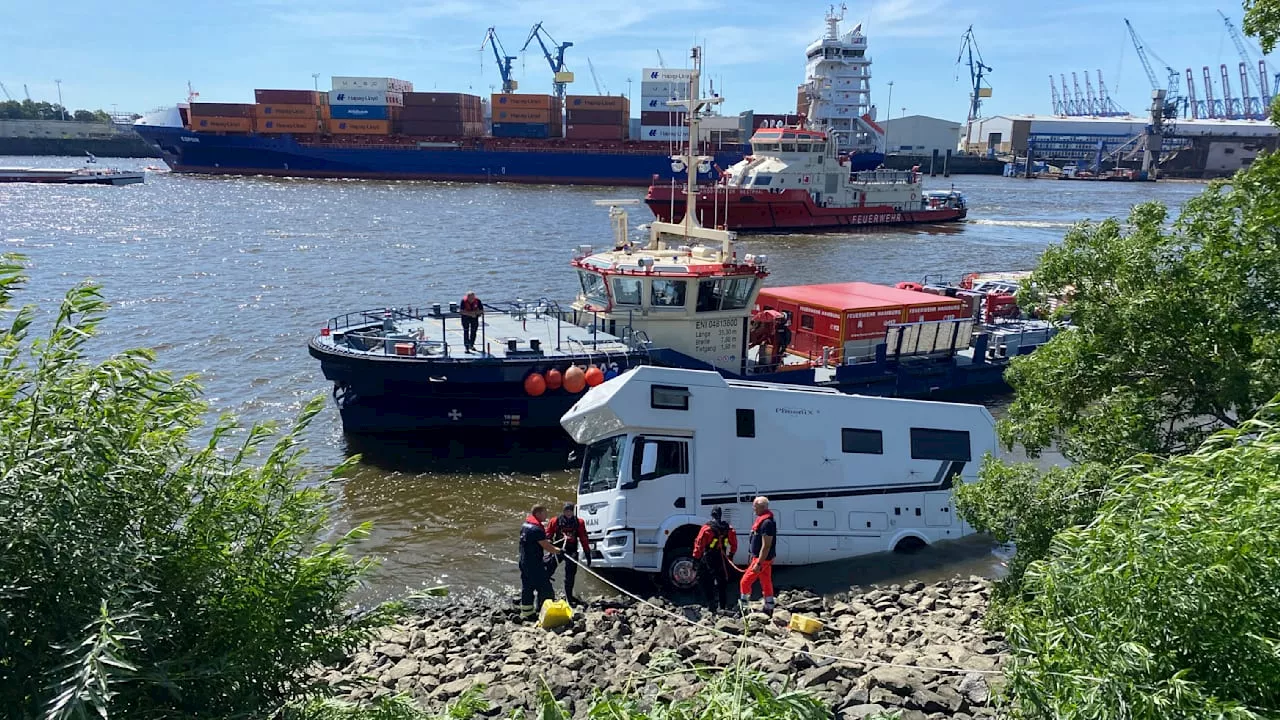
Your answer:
518,505 -> 560,621
692,507 -> 738,612
546,502 -> 592,604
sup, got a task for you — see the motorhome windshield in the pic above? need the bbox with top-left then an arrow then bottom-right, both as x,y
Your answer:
579,435 -> 625,494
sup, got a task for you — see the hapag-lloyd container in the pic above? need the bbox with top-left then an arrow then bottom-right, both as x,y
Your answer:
638,125 -> 689,141
329,119 -> 391,135
566,109 -> 627,125
491,93 -> 558,110
256,104 -> 321,118
330,105 -> 391,120
329,90 -> 403,106
190,103 -> 254,118
641,67 -> 694,82
255,118 -> 322,134
331,76 -> 413,93
565,95 -> 628,111
491,122 -> 551,139
639,111 -> 688,126
565,124 -> 626,140
190,116 -> 252,132
404,92 -> 480,107
254,89 -> 321,105
494,108 -> 552,123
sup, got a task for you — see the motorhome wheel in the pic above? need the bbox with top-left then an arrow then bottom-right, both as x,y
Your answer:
662,550 -> 699,591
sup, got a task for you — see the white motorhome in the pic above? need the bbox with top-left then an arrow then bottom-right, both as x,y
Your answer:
561,366 -> 998,588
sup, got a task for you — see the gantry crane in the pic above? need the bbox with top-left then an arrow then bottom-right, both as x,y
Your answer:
1219,11 -> 1269,118
481,27 -> 518,94
521,22 -> 573,101
1124,18 -> 1183,118
587,58 -> 607,95
0,81 -> 11,102
956,25 -> 992,123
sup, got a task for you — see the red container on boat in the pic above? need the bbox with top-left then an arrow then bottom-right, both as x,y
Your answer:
755,283 -> 963,362
190,103 -> 255,118
565,124 -> 626,140
640,111 -> 687,126
254,89 -> 322,105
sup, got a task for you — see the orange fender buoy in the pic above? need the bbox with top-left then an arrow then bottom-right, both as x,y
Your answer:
585,365 -> 605,387
563,365 -> 587,393
545,368 -> 563,390
524,372 -> 547,397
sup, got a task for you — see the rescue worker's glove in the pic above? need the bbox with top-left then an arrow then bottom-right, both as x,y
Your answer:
584,554 -> 592,567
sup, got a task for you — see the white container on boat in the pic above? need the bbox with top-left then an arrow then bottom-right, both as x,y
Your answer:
328,90 -> 403,106
331,77 -> 414,93
642,68 -> 694,82
638,125 -> 689,141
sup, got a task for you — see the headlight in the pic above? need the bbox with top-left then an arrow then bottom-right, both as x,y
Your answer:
606,535 -> 628,547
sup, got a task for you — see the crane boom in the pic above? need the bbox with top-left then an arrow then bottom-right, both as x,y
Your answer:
481,27 -> 518,94
521,22 -> 573,101
956,25 -> 992,123
1220,11 -> 1265,102
1124,19 -> 1161,91
587,58 -> 606,95
0,81 -> 11,102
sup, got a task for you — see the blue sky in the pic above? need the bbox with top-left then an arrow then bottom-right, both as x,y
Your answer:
0,0 -> 1270,121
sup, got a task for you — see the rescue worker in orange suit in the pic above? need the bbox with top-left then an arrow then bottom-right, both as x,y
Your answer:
546,502 -> 592,605
693,507 -> 738,612
739,496 -> 777,615
460,291 -> 483,353
518,505 -> 561,621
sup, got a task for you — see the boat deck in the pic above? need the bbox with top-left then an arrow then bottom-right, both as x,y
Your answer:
317,305 -> 637,361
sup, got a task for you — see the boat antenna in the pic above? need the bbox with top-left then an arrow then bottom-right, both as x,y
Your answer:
669,46 -> 723,237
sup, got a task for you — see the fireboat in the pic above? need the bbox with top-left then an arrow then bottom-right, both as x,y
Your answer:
308,48 -> 1048,435
646,125 -> 966,232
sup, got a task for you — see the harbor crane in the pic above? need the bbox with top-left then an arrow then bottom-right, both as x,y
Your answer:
956,25 -> 992,123
1124,18 -> 1183,118
0,81 -> 11,101
481,27 -> 518,94
1219,11 -> 1271,118
587,57 -> 607,95
1049,75 -> 1064,114
521,22 -> 573,102
1096,70 -> 1126,116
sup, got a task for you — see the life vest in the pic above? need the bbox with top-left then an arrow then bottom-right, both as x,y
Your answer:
707,520 -> 731,551
749,510 -> 777,561
518,515 -> 546,566
460,296 -> 482,313
552,514 -> 582,551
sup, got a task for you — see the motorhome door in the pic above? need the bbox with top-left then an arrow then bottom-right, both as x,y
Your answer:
623,436 -> 692,546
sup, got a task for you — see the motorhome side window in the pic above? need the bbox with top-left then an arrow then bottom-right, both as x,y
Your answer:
650,279 -> 687,308
909,428 -> 972,461
651,385 -> 690,410
841,428 -> 883,454
630,438 -> 689,483
736,409 -> 755,438
579,435 -> 625,494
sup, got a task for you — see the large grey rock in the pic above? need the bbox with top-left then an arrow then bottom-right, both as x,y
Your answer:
838,703 -> 889,719
386,658 -> 419,681
799,664 -> 842,688
869,687 -> 905,706
373,643 -> 407,659
868,666 -> 916,695
957,672 -> 991,705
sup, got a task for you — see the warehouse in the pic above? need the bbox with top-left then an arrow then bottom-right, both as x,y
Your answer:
882,114 -> 962,156
962,114 -> 1280,177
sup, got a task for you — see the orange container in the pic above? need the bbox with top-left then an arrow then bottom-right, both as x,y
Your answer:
566,95 -> 629,111
491,93 -> 555,110
255,103 -> 320,119
255,118 -> 321,134
189,116 -> 252,132
494,108 -> 551,123
329,119 -> 391,135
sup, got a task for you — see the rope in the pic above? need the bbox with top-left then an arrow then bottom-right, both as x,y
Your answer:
561,554 -> 1003,677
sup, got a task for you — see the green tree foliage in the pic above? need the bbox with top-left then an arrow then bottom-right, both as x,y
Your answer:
1002,153 -> 1280,467
1245,0 -> 1280,52
954,461 -> 1111,596
0,254 -> 395,719
998,406 -> 1280,719
0,100 -> 112,121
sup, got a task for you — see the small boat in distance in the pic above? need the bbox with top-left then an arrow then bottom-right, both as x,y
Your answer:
645,126 -> 966,232
0,167 -> 144,185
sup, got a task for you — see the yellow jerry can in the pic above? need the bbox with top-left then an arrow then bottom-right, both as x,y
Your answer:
789,613 -> 824,635
538,599 -> 574,629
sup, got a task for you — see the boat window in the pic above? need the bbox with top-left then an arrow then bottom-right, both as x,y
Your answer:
841,428 -> 884,454
781,143 -> 796,153
628,437 -> 689,486
813,143 -> 826,154
736,409 -> 755,438
696,277 -> 754,312
579,435 -> 625,494
800,315 -> 815,330
612,277 -> 643,306
796,142 -> 811,153
782,132 -> 796,139
578,271 -> 609,306
650,279 -> 687,308
910,428 -> 972,462
752,175 -> 772,186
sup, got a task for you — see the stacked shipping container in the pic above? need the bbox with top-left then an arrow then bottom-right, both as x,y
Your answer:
188,103 -> 256,133
490,94 -> 562,139
638,67 -> 693,142
254,89 -> 323,134
401,92 -> 484,137
564,95 -> 629,141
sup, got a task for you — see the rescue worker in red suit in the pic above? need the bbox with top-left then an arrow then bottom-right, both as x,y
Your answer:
739,496 -> 777,615
460,291 -> 483,353
518,505 -> 560,621
692,506 -> 738,612
546,502 -> 592,605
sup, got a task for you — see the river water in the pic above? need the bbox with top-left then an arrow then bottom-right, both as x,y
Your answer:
0,156 -> 1207,601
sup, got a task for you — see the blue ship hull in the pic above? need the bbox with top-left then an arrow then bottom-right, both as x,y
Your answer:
133,125 -> 885,186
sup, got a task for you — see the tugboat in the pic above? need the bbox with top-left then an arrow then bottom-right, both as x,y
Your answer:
645,125 -> 967,231
308,48 -> 1051,436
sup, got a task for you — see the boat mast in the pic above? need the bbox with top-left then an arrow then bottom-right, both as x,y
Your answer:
670,47 -> 722,235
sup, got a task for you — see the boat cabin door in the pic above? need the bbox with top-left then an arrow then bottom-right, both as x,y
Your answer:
624,436 -> 693,543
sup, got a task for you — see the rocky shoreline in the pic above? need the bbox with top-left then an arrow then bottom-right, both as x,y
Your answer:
319,577 -> 1006,719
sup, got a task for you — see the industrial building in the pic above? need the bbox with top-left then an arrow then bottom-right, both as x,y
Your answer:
882,114 -> 962,156
962,114 -> 1280,177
